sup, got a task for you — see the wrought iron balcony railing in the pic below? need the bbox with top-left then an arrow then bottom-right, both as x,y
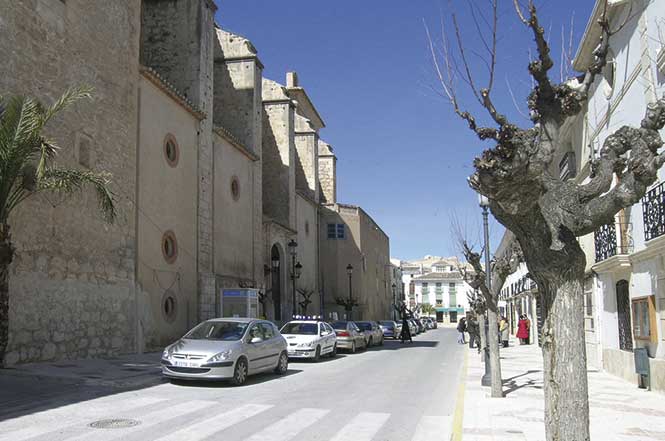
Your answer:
594,222 -> 633,262
643,181 -> 665,241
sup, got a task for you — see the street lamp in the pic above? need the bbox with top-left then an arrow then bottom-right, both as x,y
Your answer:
346,264 -> 354,320
270,254 -> 281,320
288,239 -> 301,318
478,193 -> 492,387
391,282 -> 397,321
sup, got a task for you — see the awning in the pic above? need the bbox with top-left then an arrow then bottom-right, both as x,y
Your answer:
435,307 -> 464,313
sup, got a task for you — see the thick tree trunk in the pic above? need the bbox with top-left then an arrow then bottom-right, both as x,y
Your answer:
539,276 -> 589,441
0,225 -> 14,368
487,306 -> 503,397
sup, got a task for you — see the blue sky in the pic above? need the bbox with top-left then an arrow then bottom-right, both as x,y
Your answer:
216,1 -> 594,260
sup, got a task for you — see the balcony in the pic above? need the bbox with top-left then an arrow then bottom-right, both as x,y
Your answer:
594,222 -> 633,262
643,182 -> 665,241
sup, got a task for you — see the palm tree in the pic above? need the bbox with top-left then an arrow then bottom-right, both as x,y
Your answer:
0,87 -> 116,366
420,303 -> 436,317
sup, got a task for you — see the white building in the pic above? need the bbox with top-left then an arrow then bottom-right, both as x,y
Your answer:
499,0 -> 665,392
392,256 -> 473,323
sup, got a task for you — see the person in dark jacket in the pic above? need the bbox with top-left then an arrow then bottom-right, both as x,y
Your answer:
456,317 -> 467,344
393,303 -> 413,343
466,314 -> 480,353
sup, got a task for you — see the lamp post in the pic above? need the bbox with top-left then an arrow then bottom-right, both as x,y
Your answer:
288,239 -> 301,318
391,282 -> 397,321
270,254 -> 281,320
346,264 -> 354,320
478,194 -> 492,387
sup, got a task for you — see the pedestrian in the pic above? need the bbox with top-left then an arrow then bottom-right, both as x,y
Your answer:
525,315 -> 531,345
456,317 -> 467,344
516,314 -> 529,345
500,316 -> 509,348
393,303 -> 413,344
466,314 -> 480,352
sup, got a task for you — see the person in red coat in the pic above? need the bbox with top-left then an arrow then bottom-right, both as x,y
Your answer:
516,315 -> 530,345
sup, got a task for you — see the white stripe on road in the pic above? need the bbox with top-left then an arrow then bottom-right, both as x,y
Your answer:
0,396 -> 167,441
411,415 -> 452,441
329,412 -> 390,441
65,400 -> 216,441
153,404 -> 273,441
243,408 -> 330,441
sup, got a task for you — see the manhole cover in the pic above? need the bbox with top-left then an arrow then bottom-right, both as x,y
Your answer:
88,419 -> 141,429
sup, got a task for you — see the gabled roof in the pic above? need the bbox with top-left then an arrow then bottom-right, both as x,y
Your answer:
414,272 -> 464,281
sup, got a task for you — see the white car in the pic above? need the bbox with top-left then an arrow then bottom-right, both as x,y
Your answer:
280,320 -> 337,361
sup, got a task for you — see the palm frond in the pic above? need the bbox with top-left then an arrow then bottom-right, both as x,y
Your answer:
0,95 -> 43,163
41,86 -> 93,125
37,168 -> 116,223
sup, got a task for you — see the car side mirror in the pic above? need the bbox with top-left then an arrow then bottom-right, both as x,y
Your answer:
250,337 -> 262,344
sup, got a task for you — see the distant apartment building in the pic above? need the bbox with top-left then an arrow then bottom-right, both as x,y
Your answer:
392,256 -> 473,323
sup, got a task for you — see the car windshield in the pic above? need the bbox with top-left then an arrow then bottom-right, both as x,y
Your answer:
356,322 -> 371,331
184,321 -> 248,341
379,321 -> 394,327
331,321 -> 348,330
280,323 -> 318,335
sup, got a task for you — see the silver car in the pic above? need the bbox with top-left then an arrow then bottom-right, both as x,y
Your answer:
161,318 -> 288,385
356,321 -> 384,346
331,321 -> 367,353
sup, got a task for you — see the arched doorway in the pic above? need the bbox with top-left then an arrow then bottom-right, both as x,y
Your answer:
271,244 -> 282,321
616,280 -> 632,351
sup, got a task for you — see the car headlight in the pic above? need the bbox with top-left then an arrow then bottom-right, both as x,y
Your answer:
208,350 -> 232,362
162,348 -> 170,359
296,342 -> 313,348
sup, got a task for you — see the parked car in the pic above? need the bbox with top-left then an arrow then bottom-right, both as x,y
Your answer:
161,318 -> 288,385
422,317 -> 435,329
430,318 -> 438,329
280,320 -> 337,361
356,321 -> 384,346
331,321 -> 367,353
378,320 -> 399,339
408,319 -> 419,335
414,319 -> 426,333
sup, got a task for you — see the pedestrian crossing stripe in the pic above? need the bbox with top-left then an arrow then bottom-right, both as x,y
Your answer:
0,398 -> 451,441
329,412 -> 390,441
243,408 -> 330,441
153,404 -> 273,441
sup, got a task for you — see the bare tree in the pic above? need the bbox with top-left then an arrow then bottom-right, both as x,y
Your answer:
430,1 -> 664,439
458,236 -> 522,398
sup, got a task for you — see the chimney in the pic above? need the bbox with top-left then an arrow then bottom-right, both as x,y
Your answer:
286,71 -> 299,88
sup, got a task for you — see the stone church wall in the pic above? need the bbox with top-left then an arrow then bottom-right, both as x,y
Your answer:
0,0 -> 142,364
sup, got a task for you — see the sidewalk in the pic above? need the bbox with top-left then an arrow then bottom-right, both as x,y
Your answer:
460,340 -> 665,440
0,352 -> 163,419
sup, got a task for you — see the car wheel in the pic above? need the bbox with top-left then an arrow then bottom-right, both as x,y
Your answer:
314,346 -> 321,362
231,358 -> 248,386
351,341 -> 356,353
330,344 -> 337,358
274,351 -> 289,375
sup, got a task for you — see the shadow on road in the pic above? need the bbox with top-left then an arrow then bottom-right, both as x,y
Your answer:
375,339 -> 440,350
167,368 -> 304,388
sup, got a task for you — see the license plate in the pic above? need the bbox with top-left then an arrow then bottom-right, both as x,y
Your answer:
173,360 -> 199,367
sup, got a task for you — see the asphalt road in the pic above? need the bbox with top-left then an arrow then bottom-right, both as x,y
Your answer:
0,327 -> 465,441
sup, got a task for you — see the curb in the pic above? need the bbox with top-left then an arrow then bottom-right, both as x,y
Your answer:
450,348 -> 468,441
